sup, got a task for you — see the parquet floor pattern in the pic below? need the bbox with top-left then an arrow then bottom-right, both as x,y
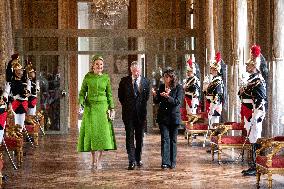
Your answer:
2,121 -> 284,189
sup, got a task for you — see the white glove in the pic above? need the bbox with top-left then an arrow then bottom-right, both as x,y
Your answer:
192,98 -> 199,107
108,109 -> 115,121
209,103 -> 217,116
36,80 -> 40,93
79,105 -> 84,114
251,108 -> 265,126
203,75 -> 210,91
3,82 -> 11,99
27,79 -> 32,93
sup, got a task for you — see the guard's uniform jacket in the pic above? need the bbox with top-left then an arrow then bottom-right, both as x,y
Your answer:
0,100 -> 7,131
239,72 -> 266,143
0,83 -> 10,142
10,78 -> 30,114
204,75 -> 223,117
28,78 -> 39,109
184,75 -> 200,114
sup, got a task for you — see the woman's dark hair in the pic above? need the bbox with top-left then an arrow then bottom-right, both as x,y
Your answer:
163,67 -> 178,89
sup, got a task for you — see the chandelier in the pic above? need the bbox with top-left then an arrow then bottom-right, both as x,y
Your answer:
90,0 -> 129,26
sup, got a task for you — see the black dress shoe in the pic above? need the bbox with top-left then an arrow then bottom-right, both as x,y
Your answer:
161,164 -> 170,169
128,163 -> 136,170
137,161 -> 143,167
2,174 -> 8,183
206,149 -> 218,154
242,168 -> 256,176
241,167 -> 254,174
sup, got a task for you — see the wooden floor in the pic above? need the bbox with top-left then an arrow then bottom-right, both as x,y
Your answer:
2,121 -> 284,189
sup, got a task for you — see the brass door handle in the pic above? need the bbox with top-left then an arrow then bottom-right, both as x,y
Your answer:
61,90 -> 67,97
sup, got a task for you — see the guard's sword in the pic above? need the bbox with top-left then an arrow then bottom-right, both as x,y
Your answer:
234,125 -> 252,162
34,115 -> 45,136
2,139 -> 18,170
203,114 -> 212,147
22,125 -> 35,148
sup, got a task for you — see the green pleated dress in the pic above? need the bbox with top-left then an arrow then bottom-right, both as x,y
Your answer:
77,72 -> 116,152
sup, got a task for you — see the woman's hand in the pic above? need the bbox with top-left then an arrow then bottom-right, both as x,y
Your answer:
152,88 -> 157,97
160,87 -> 171,98
165,87 -> 171,94
108,109 -> 115,121
78,104 -> 84,114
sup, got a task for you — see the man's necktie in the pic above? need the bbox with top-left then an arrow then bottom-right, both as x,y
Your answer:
134,78 -> 138,97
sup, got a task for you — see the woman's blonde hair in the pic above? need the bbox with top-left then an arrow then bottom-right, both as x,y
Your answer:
92,55 -> 104,62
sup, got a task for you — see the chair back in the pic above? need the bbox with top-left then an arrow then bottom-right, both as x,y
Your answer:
199,112 -> 208,119
273,136 -> 284,142
5,110 -> 14,129
223,122 -> 247,136
180,107 -> 188,121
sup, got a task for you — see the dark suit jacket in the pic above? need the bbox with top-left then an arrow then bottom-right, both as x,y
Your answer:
118,75 -> 150,124
153,83 -> 183,125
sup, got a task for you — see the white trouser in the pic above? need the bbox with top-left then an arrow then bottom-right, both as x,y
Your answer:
0,130 -> 4,143
209,102 -> 222,116
185,98 -> 198,115
244,109 -> 265,143
14,113 -> 25,131
28,107 -> 36,116
209,116 -> 220,129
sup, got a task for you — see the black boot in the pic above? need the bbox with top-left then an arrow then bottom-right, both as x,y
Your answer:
242,143 -> 259,176
2,174 -> 8,182
206,145 -> 218,154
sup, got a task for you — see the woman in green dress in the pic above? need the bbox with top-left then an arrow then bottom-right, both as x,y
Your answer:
77,55 -> 116,169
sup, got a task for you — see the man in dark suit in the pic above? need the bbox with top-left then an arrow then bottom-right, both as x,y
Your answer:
118,61 -> 150,170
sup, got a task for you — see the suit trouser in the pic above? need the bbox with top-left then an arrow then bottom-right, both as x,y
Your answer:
124,118 -> 144,164
159,123 -> 178,167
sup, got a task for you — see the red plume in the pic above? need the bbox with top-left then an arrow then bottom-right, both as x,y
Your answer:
187,59 -> 193,68
215,52 -> 221,63
250,45 -> 261,58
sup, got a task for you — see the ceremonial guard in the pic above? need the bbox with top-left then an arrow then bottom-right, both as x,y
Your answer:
0,83 -> 10,143
183,59 -> 200,115
25,61 -> 40,116
6,58 -> 31,131
0,85 -> 10,189
204,52 -> 224,128
6,54 -> 19,83
239,45 -> 267,176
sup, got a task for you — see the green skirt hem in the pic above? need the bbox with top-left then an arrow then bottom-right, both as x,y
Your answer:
77,148 -> 117,152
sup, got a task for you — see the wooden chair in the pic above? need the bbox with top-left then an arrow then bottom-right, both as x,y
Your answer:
210,122 -> 251,164
1,124 -> 24,168
0,152 -> 3,187
256,136 -> 284,189
184,112 -> 209,146
180,107 -> 188,123
35,110 -> 45,134
25,115 -> 40,146
0,111 -> 24,168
